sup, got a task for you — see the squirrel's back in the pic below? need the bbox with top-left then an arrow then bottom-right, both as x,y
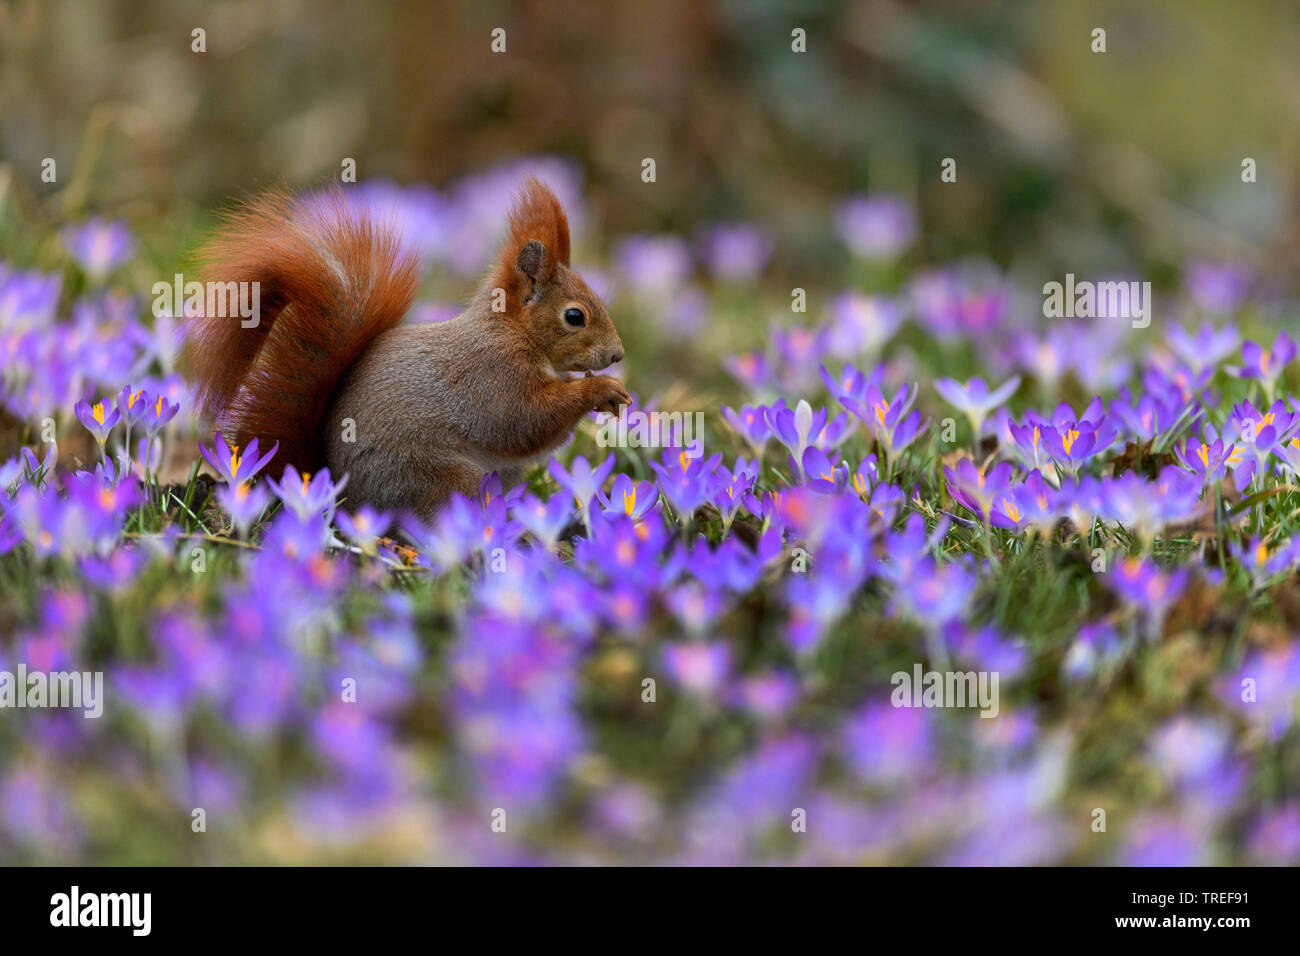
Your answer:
178,189 -> 418,477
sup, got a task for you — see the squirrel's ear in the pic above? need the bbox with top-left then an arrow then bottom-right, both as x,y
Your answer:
515,239 -> 552,286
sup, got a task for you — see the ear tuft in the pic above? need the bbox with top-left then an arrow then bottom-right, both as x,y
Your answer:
490,177 -> 571,305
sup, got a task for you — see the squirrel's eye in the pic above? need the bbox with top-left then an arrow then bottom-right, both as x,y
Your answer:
564,307 -> 586,327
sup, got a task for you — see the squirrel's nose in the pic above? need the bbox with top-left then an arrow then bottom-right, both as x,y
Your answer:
607,349 -> 624,366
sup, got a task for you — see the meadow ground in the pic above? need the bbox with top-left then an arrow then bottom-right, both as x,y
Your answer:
1,157 -> 1298,865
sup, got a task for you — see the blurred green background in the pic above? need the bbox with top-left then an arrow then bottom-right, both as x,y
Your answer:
2,0 -> 1299,282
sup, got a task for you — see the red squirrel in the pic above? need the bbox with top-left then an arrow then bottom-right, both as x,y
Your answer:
179,178 -> 629,518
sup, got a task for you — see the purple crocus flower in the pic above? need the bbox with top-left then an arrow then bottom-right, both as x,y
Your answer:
18,444 -> 56,485
141,393 -> 180,438
1238,331 -> 1295,399
1150,717 -> 1234,793
890,558 -> 976,630
116,667 -> 193,729
680,734 -> 819,860
74,396 -> 121,455
595,472 -> 658,521
944,459 -> 1014,524
1096,467 -> 1203,545
1031,399 -> 1117,474
697,223 -> 773,281
833,194 -> 917,260
799,446 -> 848,494
722,351 -> 774,394
686,531 -> 775,594
664,580 -> 729,635
663,642 -> 731,695
785,541 -> 873,653
1217,645 -> 1300,741
934,375 -> 1020,440
266,464 -> 345,524
200,432 -> 279,488
1246,805 -> 1300,865
1009,468 -> 1059,536
1230,398 -> 1300,445
1145,360 -> 1212,411
450,613 -> 585,810
1225,398 -> 1299,488
1109,388 -> 1187,445
260,508 -> 334,561
0,266 -> 61,328
820,361 -> 885,408
1062,621 -> 1123,681
1274,433 -> 1300,481
1006,416 -> 1052,474
649,443 -> 720,519
1012,325 -> 1072,390
721,404 -> 771,455
478,470 -> 525,511
60,218 -> 136,277
1172,431 -> 1244,487
115,384 -> 151,452
1185,261 -> 1251,313
842,701 -> 931,787
511,492 -> 574,549
575,513 -> 670,586
860,479 -> 906,525
599,579 -> 652,630
336,505 -> 392,554
911,262 -> 1011,341
770,325 -> 832,395
1167,320 -> 1240,373
0,766 -> 82,853
847,455 -> 879,498
549,453 -> 616,525
732,672 -> 800,721
826,292 -> 904,357
616,234 -> 692,299
705,460 -> 758,526
842,382 -> 925,461
1122,815 -> 1209,866
1109,558 -> 1189,640
215,480 -> 271,539
987,491 -> 1030,533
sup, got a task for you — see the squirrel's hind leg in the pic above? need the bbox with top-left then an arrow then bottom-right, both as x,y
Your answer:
411,457 -> 484,519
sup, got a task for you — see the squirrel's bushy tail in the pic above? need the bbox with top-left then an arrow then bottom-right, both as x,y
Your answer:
178,189 -> 418,477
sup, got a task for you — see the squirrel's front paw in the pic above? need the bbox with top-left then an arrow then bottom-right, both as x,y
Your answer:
587,374 -> 632,415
